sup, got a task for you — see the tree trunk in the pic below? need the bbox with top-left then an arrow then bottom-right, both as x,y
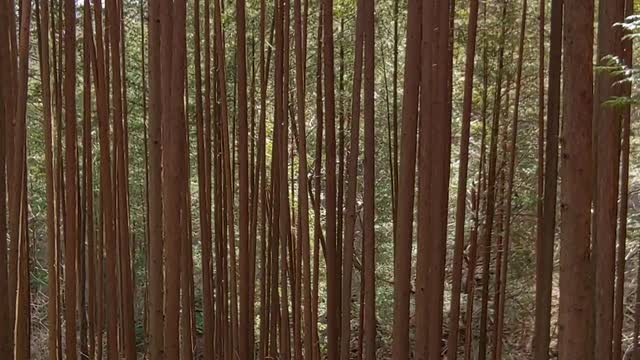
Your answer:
161,0 -> 188,356
391,0 -> 421,354
322,0 -> 340,353
616,2 -> 634,359
339,0 -> 364,356
593,0 -> 625,356
237,0 -> 252,353
447,0 -> 479,357
0,0 -> 11,355
36,0 -> 59,356
362,0 -> 376,356
557,0 -> 594,358
81,1 -> 95,357
147,0 -> 165,354
415,0 -> 453,358
312,8 -> 324,358
534,0 -> 563,358
62,0 -> 78,356
494,3 -> 527,359
293,0 -> 314,354
477,3 -> 507,359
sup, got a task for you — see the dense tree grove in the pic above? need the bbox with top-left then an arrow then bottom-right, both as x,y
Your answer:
2,0 -> 640,358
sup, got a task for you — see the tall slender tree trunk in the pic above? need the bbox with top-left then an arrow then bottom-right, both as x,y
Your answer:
108,0 -> 136,356
492,110 -> 509,360
257,0 -> 270,354
5,0 -> 18,342
337,28 -> 346,344
213,0 -> 240,350
293,0 -> 314,354
53,3 -> 65,357
322,0 -> 340,353
362,0 -> 376,356
448,1 -> 479,358
494,3 -> 526,359
558,0 -> 594,358
535,0 -> 545,323
463,185 -> 481,360
62,0 -> 78,356
391,0 -> 421,354
141,0 -> 151,351
613,2 -> 634,358
161,0 -> 188,356
391,0 -> 399,225
194,0 -> 214,356
37,0 -> 59,356
415,0 -> 453,357
534,0 -> 562,358
312,8 -> 324,358
92,0 -> 118,357
147,0 -> 164,355
0,0 -> 12,355
237,0 -> 252,353
339,0 -> 364,357
593,0 -> 625,357
477,4 -> 508,359
180,140 -> 195,360
280,0 -> 293,354
10,0 -> 32,357
81,1 -> 95,357
463,27 -> 490,357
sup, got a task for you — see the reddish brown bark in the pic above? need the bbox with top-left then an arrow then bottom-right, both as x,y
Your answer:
447,0 -> 479,357
339,0 -> 364,356
415,0 -> 453,358
534,0 -> 547,347
312,8 -> 324,358
147,0 -> 164,354
293,0 -> 313,354
194,0 -> 214,356
237,0 -> 252,353
81,1 -> 95,357
558,0 -> 594,357
322,0 -> 340,352
613,2 -> 634,358
593,0 -> 625,357
63,0 -> 78,356
494,3 -> 527,359
0,0 -> 11,355
36,0 -> 59,356
362,0 -> 376,356
534,0 -> 563,358
391,0 -> 421,355
161,0 -> 188,357
477,4 -> 508,359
